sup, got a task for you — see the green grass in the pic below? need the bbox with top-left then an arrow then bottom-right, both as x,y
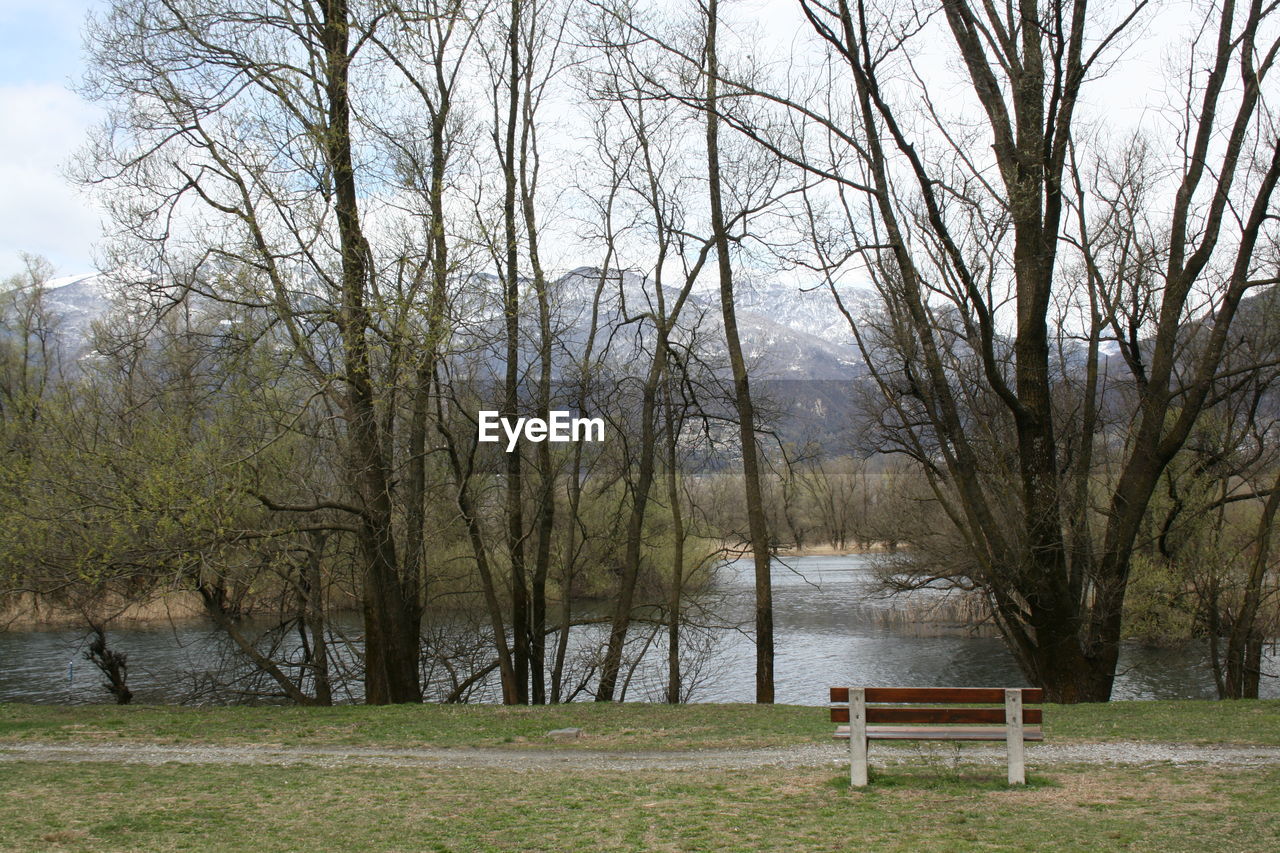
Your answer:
0,702 -> 828,751
3,701 -> 1278,851
2,699 -> 1278,750
1043,698 -> 1280,744
2,761 -> 1277,852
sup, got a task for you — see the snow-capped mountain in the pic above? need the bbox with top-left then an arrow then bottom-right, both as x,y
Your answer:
554,267 -> 867,381
732,277 -> 873,349
21,266 -> 872,450
31,266 -> 868,380
37,273 -> 116,343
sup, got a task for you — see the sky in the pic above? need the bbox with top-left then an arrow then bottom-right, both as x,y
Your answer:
0,0 -> 1176,283
0,0 -> 818,284
0,0 -> 103,277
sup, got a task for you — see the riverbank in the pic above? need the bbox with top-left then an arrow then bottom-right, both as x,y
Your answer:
3,698 -> 1279,749
749,541 -> 897,558
0,591 -> 208,631
2,701 -> 1277,852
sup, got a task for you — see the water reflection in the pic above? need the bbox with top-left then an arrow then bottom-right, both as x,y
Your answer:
1,554 -> 1275,704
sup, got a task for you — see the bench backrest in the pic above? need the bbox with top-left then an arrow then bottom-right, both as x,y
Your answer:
829,687 -> 1044,725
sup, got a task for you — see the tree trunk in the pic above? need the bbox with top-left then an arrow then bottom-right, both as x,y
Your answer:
438,405 -> 520,702
501,0 -> 529,705
301,532 -> 332,706
595,342 -> 667,701
520,57 -> 554,705
663,380 -> 685,704
321,0 -> 420,704
705,0 -> 773,703
1224,468 -> 1280,698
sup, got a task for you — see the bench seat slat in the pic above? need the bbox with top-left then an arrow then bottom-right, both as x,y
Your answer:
831,706 -> 1043,725
834,724 -> 1045,742
830,687 -> 1044,704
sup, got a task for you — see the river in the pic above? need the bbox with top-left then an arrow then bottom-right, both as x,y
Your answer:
2,554 -> 1275,705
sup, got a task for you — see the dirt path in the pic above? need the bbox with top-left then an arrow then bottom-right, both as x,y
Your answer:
3,740 -> 1279,771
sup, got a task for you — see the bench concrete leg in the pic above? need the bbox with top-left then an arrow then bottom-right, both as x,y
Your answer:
850,687 -> 867,787
1005,688 -> 1025,785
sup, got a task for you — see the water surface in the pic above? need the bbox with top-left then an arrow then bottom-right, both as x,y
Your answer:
2,554 -> 1274,704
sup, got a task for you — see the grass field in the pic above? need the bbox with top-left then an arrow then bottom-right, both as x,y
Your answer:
3,698 -> 1279,749
3,700 -> 1279,851
5,760 -> 1278,852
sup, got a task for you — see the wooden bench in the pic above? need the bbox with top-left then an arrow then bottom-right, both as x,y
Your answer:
830,687 -> 1044,786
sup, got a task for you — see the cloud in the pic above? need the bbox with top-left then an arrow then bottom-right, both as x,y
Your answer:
0,82 -> 102,276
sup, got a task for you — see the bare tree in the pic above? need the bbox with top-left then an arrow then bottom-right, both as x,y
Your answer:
773,0 -> 1280,699
76,0 -> 501,703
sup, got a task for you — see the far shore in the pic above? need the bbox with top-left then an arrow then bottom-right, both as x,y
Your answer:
715,540 -> 900,559
774,541 -> 898,558
4,545 -> 898,630
0,591 -> 209,633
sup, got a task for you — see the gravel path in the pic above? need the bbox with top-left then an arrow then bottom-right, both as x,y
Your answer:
2,740 -> 1279,771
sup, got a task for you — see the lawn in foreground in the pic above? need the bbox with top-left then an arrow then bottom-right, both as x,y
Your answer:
2,699 -> 1278,750
3,760 -> 1277,852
